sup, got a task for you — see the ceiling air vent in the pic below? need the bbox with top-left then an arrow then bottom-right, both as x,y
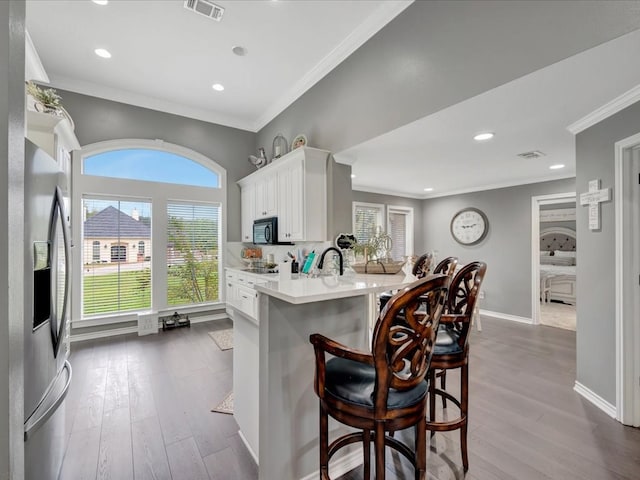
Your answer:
517,150 -> 546,160
184,0 -> 225,21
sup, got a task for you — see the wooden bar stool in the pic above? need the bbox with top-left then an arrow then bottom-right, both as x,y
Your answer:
310,275 -> 450,480
426,261 -> 487,472
432,256 -> 458,277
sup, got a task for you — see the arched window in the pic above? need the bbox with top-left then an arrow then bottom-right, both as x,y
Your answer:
74,140 -> 226,321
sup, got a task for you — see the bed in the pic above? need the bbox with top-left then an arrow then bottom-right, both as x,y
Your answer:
540,227 -> 576,305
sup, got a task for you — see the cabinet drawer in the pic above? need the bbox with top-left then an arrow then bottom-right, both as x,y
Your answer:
236,284 -> 258,319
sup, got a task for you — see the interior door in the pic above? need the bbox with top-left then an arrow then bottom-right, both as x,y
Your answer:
49,186 -> 70,358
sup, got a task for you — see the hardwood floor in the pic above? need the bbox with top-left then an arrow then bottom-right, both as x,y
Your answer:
59,317 -> 640,480
59,319 -> 257,480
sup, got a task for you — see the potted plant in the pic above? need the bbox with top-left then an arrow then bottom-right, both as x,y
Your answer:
26,81 -> 63,115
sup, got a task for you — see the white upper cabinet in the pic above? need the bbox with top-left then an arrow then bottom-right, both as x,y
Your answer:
241,182 -> 256,242
277,157 -> 304,242
238,147 -> 330,243
254,174 -> 278,219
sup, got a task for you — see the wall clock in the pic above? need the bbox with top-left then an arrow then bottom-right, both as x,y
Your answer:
450,207 -> 488,245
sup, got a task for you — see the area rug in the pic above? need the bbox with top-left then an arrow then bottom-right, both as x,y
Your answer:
211,391 -> 234,415
208,329 -> 233,351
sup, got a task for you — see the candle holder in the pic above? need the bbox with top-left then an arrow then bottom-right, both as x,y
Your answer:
272,133 -> 289,160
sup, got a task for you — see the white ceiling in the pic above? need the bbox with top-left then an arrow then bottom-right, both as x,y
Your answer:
25,0 -> 410,131
337,28 -> 640,198
26,1 -> 640,199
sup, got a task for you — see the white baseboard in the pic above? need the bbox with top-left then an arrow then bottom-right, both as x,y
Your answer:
70,326 -> 139,342
299,450 -> 362,480
480,309 -> 533,325
238,430 -> 259,466
70,312 -> 230,342
573,381 -> 617,418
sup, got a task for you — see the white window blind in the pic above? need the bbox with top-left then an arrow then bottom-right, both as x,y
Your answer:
388,211 -> 407,261
167,202 -> 221,306
387,206 -> 414,261
353,203 -> 384,245
82,197 -> 152,316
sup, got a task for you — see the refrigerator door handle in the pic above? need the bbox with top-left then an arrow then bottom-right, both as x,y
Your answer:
50,186 -> 71,358
24,360 -> 72,441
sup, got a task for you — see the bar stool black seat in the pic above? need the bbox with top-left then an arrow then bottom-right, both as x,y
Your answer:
310,274 -> 449,480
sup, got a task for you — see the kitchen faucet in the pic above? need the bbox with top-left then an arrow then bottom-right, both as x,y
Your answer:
317,247 -> 344,276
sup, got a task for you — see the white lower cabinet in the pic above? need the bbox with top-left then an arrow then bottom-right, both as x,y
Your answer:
225,268 -> 270,321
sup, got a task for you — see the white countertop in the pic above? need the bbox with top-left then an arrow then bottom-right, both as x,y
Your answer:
253,273 -> 416,304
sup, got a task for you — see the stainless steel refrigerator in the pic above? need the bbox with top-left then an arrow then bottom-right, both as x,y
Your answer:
23,139 -> 72,480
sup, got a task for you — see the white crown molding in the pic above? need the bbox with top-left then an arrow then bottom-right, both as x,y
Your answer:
353,173 -> 576,200
25,30 -> 49,83
567,83 -> 640,134
253,0 -> 414,131
352,185 -> 424,200
47,74 -> 256,132
574,381 -> 617,418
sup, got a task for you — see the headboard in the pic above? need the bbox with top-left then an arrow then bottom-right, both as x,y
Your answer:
540,227 -> 576,252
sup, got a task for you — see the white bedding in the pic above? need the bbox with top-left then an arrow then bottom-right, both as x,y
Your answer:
540,264 -> 576,277
540,264 -> 576,304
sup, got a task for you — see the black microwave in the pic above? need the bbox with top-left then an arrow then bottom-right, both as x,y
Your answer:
253,217 -> 279,245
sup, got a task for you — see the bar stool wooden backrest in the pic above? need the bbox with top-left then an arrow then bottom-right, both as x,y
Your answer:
426,261 -> 487,473
433,256 -> 458,278
310,274 -> 450,480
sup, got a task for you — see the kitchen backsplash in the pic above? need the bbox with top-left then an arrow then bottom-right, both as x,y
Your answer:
226,241 -> 331,268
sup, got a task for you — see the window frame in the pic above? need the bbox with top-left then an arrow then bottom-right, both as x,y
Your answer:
386,205 -> 414,260
72,139 -> 227,327
352,201 -> 385,245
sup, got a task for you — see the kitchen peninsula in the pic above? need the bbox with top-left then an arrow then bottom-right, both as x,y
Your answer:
228,269 -> 414,480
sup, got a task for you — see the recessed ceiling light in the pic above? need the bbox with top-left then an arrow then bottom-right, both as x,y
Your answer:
92,0 -> 109,5
473,132 -> 494,141
350,174 -> 356,178
423,187 -> 434,192
94,48 -> 111,59
232,46 -> 248,56
549,164 -> 565,170
212,83 -> 225,92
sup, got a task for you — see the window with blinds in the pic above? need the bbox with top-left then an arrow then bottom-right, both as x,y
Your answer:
353,202 -> 384,244
387,206 -> 414,261
167,202 -> 221,306
82,197 -> 152,316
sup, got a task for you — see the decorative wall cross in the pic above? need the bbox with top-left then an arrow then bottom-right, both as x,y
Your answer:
579,179 -> 611,230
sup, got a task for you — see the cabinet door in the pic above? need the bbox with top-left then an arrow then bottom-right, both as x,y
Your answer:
277,158 -> 305,241
225,273 -> 238,308
287,159 -> 304,241
241,183 -> 255,242
255,174 -> 277,219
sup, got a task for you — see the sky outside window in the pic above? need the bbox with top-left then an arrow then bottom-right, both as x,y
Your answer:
84,149 -> 219,188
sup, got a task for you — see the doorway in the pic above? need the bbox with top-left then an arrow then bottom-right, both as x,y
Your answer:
531,192 -> 576,325
614,133 -> 640,426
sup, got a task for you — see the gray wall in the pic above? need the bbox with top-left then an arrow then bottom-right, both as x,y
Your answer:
352,190 -> 424,253
422,178 -> 575,317
58,90 -> 256,242
1,1 -> 26,478
575,100 -> 640,404
256,1 -> 640,155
